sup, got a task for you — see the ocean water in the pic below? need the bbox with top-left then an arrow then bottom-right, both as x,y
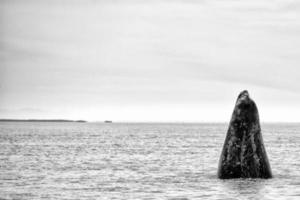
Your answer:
0,122 -> 299,200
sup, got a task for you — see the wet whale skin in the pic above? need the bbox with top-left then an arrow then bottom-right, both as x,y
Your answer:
218,90 -> 272,179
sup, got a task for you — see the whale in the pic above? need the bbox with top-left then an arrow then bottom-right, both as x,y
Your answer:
218,90 -> 272,179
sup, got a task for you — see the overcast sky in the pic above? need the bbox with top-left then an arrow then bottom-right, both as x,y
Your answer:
1,0 -> 300,122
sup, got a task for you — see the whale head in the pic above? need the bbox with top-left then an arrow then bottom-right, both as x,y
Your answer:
218,90 -> 272,179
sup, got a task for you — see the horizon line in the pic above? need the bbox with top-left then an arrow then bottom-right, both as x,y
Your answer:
1,118 -> 300,124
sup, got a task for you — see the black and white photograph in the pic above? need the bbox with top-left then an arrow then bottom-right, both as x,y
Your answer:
0,0 -> 300,199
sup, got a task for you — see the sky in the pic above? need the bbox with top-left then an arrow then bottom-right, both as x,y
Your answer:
1,0 -> 300,122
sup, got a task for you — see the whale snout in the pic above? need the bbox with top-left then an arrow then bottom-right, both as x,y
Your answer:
238,90 -> 249,99
236,90 -> 251,106
234,90 -> 258,121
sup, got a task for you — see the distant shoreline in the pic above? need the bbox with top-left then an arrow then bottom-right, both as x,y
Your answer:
0,119 -> 87,123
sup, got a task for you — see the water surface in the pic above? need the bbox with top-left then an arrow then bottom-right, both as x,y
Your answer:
0,122 -> 299,199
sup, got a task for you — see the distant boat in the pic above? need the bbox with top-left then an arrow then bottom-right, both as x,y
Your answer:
104,120 -> 112,123
75,120 -> 86,123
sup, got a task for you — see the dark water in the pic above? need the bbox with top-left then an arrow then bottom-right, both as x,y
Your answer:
0,122 -> 299,199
